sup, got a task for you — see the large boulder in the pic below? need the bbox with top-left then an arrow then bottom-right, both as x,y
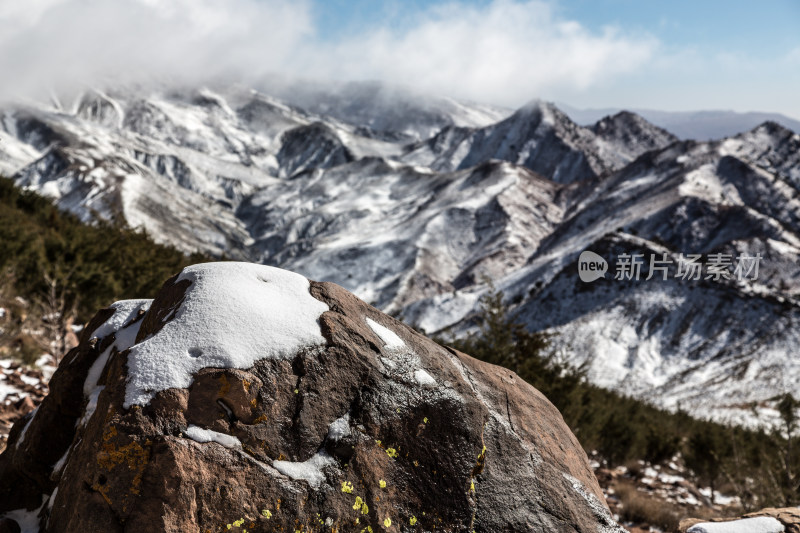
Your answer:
0,262 -> 622,532
681,507 -> 800,532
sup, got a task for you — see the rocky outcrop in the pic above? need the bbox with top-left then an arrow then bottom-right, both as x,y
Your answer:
681,507 -> 800,532
0,262 -> 622,532
277,122 -> 354,178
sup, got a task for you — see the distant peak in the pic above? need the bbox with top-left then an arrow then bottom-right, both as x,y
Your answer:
610,110 -> 639,121
508,100 -> 570,128
748,120 -> 794,137
594,110 -> 646,128
517,99 -> 560,115
591,110 -> 677,142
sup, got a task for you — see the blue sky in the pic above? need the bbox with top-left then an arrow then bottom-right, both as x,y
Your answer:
1,0 -> 798,118
310,0 -> 800,117
314,0 -> 800,59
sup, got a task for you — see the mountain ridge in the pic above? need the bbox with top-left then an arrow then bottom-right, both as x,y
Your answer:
1,85 -> 797,426
560,103 -> 800,141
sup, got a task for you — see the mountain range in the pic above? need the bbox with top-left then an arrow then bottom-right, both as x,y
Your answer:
1,83 -> 798,426
561,103 -> 800,141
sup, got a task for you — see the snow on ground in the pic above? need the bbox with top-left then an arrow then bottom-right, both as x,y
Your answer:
687,517 -> 785,533
33,356 -> 56,381
0,359 -> 51,405
0,358 -> 50,448
594,456 -> 741,517
697,488 -> 737,506
0,380 -> 24,403
124,263 -> 329,408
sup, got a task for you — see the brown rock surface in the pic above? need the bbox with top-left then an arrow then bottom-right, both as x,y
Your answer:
0,262 -> 623,532
680,507 -> 800,532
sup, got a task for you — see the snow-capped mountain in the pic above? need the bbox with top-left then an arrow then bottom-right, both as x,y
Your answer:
400,102 -> 677,182
1,83 -> 797,426
561,104 -> 800,141
265,79 -> 510,142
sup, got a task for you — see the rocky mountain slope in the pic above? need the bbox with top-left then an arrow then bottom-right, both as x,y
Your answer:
0,83 -> 797,426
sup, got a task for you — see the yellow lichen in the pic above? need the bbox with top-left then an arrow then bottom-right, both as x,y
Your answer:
409,516 -> 417,526
102,425 -> 118,441
386,448 -> 398,458
91,482 -> 112,506
262,509 -> 272,519
353,496 -> 363,510
379,479 -> 386,488
383,517 -> 391,528
218,375 -> 231,397
95,430 -> 151,504
341,481 -> 354,493
423,417 -> 428,424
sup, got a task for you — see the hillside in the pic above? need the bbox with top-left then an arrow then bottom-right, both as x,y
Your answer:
1,85 -> 798,426
0,176 -> 206,363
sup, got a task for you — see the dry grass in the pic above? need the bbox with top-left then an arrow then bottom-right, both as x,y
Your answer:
616,482 -> 682,532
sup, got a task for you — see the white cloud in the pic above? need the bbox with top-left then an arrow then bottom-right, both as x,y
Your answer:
303,0 -> 658,105
0,0 -> 314,102
786,46 -> 800,65
0,0 -> 657,106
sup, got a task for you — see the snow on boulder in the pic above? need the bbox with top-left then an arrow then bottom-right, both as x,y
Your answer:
682,508 -> 799,533
687,517 -> 785,533
124,262 -> 328,408
0,262 -> 623,532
